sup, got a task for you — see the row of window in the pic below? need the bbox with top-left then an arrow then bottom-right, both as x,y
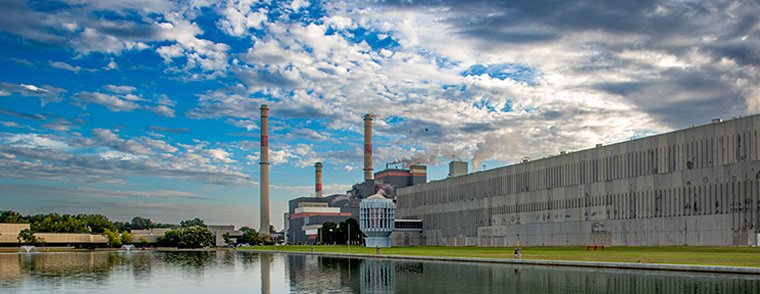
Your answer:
400,130 -> 760,208
414,180 -> 760,232
359,207 -> 395,231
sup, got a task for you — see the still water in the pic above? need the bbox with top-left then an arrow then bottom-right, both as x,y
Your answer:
1,251 -> 759,293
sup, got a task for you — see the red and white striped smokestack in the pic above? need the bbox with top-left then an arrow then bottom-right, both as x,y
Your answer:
363,113 -> 373,180
259,104 -> 270,235
315,162 -> 323,197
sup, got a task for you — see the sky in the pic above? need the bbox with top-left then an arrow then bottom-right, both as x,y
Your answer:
1,0 -> 759,230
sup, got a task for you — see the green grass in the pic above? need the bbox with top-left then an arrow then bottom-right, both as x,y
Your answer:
239,245 -> 760,268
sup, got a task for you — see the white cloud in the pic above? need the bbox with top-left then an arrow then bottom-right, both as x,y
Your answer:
3,133 -> 70,150
72,92 -> 140,112
217,0 -> 268,36
206,148 -> 236,163
147,105 -> 176,117
104,85 -> 136,94
105,59 -> 118,70
49,61 -> 81,73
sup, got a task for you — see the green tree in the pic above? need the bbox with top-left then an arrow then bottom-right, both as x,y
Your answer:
179,218 -> 206,228
121,231 -> 134,244
157,226 -> 213,248
222,232 -> 232,245
178,226 -> 214,248
17,229 -> 45,245
238,226 -> 261,245
78,214 -> 117,233
130,216 -> 156,230
139,237 -> 149,246
335,218 -> 362,245
318,222 -> 338,244
0,210 -> 27,223
158,229 -> 181,246
103,229 -> 122,247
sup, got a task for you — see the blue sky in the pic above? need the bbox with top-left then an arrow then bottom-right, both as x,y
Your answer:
1,0 -> 759,230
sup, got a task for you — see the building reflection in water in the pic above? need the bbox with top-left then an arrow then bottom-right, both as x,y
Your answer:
261,252 -> 271,294
285,254 -> 359,293
360,259 -> 395,294
3,251 -> 760,293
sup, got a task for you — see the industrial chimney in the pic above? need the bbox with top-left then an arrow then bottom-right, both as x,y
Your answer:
363,113 -> 373,180
315,162 -> 323,197
259,104 -> 270,235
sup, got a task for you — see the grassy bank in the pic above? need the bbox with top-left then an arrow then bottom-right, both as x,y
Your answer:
241,245 -> 760,268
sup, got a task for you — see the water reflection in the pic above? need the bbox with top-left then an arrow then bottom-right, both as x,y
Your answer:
360,260 -> 394,294
1,251 -> 759,293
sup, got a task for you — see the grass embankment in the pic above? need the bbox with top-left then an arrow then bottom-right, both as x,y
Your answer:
241,245 -> 760,268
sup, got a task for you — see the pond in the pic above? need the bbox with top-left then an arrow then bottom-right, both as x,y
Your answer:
0,251 -> 758,293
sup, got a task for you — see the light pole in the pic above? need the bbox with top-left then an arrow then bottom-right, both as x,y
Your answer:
348,224 -> 350,251
329,229 -> 333,245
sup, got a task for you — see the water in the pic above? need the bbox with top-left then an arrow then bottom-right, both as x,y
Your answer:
19,246 -> 34,253
120,245 -> 135,252
0,251 -> 759,293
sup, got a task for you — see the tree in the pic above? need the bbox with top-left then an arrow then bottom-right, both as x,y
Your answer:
130,216 -> 155,230
139,237 -> 149,246
121,231 -> 134,244
103,229 -> 122,247
335,218 -> 362,245
0,210 -> 26,223
157,226 -> 213,248
318,222 -> 338,244
78,214 -> 117,233
222,232 -> 232,245
17,229 -> 45,245
179,218 -> 206,228
158,229 -> 181,246
179,226 -> 214,248
238,226 -> 261,245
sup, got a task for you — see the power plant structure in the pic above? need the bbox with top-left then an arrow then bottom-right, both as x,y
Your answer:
396,115 -> 760,247
364,113 -> 374,181
259,104 -> 270,235
360,193 -> 397,247
284,113 -> 426,244
315,162 -> 323,198
284,110 -> 760,247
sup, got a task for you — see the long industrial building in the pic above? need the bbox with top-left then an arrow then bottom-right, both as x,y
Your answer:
397,115 -> 760,246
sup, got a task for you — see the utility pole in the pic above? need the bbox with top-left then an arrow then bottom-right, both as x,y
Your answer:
348,224 -> 351,251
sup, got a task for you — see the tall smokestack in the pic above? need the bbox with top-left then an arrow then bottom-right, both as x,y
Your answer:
363,113 -> 373,180
315,162 -> 323,197
259,104 -> 270,235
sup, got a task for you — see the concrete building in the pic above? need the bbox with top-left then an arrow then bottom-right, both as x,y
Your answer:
207,225 -> 243,247
286,195 -> 358,244
397,115 -> 760,246
130,228 -> 171,244
0,223 -> 108,247
448,161 -> 468,177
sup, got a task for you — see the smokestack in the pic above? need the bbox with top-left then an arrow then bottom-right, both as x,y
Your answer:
315,162 -> 323,197
259,104 -> 270,235
363,113 -> 373,180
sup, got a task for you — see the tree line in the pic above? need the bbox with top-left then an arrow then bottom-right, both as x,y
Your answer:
1,211 -> 272,249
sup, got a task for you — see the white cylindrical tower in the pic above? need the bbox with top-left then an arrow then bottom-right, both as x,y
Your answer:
359,193 -> 395,248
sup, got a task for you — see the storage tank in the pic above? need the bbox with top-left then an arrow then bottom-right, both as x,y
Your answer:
360,193 -> 396,248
